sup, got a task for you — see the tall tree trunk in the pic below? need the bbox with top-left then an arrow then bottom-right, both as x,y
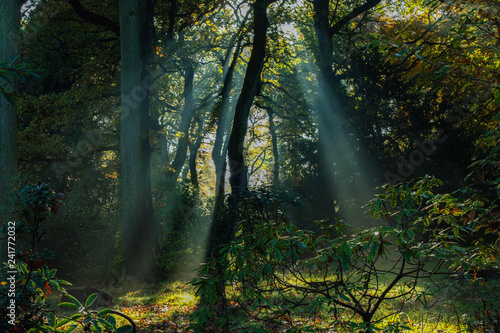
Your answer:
312,0 -> 380,221
205,19 -> 245,262
0,0 -> 21,261
119,0 -> 157,280
313,0 -> 337,219
206,0 -> 276,261
226,0 -> 275,196
167,56 -> 196,181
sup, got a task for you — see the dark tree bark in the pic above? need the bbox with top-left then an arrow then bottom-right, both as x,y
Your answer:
188,117 -> 204,189
206,0 -> 276,262
0,0 -> 22,261
61,0 -> 120,36
226,0 -> 276,196
205,16 -> 247,263
211,11 -> 249,200
119,0 -> 158,280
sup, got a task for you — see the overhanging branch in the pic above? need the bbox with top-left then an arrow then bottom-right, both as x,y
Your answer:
58,0 -> 120,36
330,0 -> 381,35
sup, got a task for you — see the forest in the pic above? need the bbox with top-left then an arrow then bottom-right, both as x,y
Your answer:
0,0 -> 499,332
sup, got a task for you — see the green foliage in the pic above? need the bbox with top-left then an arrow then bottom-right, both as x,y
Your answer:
1,182 -> 134,332
0,56 -> 40,110
190,179 -> 499,332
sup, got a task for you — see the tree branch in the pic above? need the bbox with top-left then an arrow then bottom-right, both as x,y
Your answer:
59,0 -> 120,36
330,0 -> 381,35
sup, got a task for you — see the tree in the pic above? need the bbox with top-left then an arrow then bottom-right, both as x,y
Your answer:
206,0 -> 277,264
119,0 -> 157,280
0,0 -> 23,260
312,0 -> 381,222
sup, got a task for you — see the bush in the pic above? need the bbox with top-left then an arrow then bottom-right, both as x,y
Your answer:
190,178 -> 499,332
0,182 -> 134,332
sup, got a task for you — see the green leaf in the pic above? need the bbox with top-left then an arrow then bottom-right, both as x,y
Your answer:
93,320 -> 103,333
107,315 -> 116,326
97,309 -> 112,317
46,269 -> 57,279
368,243 -> 378,262
116,325 -> 134,333
0,72 -> 14,84
47,312 -> 56,327
59,302 -> 79,309
274,249 -> 282,261
64,293 -> 82,307
70,314 -> 83,320
97,318 -> 114,330
85,293 -> 98,307
55,319 -> 71,328
65,325 -> 78,333
338,294 -> 350,303
0,89 -> 18,109
341,253 -> 349,271
236,255 -> 243,269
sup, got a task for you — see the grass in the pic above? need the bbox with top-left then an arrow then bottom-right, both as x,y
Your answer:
45,263 -> 499,332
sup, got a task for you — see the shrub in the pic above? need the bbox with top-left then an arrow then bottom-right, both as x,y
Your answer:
190,178 -> 499,332
0,182 -> 134,332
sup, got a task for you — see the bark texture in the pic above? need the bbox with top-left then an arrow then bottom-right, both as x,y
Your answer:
0,0 -> 21,260
119,0 -> 157,280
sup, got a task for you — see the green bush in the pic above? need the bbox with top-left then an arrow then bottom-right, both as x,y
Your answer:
190,178 -> 499,332
0,182 -> 135,332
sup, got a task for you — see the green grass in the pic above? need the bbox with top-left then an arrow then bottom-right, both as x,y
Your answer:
45,266 -> 499,332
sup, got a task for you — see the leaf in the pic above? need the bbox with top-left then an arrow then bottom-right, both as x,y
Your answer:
85,293 -> 98,307
96,318 -> 114,330
274,249 -> 282,261
368,243 -> 378,262
338,294 -> 350,303
116,325 -> 134,333
65,325 -> 78,333
47,312 -> 56,327
46,269 -> 57,279
59,302 -> 79,309
97,309 -> 112,317
64,293 -> 82,307
341,253 -> 349,271
93,320 -> 103,333
107,315 -> 116,326
55,319 -> 71,328
0,89 -> 18,109
70,314 -> 83,320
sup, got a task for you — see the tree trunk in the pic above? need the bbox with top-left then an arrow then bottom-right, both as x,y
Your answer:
167,57 -> 196,181
0,0 -> 21,261
206,0 -> 275,262
227,0 -> 275,195
189,117 -> 204,188
205,21 -> 245,262
313,0 -> 338,219
119,0 -> 157,280
267,108 -> 280,188
312,0 -> 381,221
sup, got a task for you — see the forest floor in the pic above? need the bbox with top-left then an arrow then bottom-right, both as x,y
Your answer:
49,273 -> 500,333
